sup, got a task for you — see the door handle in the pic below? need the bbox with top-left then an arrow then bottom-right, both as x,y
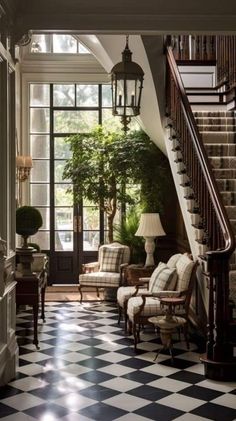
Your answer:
78,216 -> 82,233
73,216 -> 78,233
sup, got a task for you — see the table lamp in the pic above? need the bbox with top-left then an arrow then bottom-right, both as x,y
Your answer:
135,213 -> 166,266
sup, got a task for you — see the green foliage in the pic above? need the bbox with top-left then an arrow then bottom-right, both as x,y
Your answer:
63,125 -> 170,241
16,206 -> 43,237
114,208 -> 146,264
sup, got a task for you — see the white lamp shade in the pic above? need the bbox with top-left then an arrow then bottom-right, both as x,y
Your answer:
135,213 -> 166,237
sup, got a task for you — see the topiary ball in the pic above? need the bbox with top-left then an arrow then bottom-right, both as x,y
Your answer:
16,206 -> 43,237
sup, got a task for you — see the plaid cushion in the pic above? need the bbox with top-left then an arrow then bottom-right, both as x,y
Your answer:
117,286 -> 148,307
167,253 -> 182,268
148,262 -> 165,292
100,247 -> 124,272
176,254 -> 195,292
149,262 -> 177,293
127,296 -> 162,320
79,272 -> 120,287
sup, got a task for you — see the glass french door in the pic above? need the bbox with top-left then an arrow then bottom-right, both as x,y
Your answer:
29,82 -> 113,284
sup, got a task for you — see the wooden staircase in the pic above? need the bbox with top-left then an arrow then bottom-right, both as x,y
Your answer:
194,111 -> 236,306
166,36 -> 236,381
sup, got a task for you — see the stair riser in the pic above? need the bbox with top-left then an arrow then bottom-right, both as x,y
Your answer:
217,179 -> 236,191
221,193 -> 236,206
209,157 -> 236,169
194,111 -> 236,118
212,169 -> 236,179
198,125 -> 236,132
226,206 -> 236,219
205,144 -> 236,156
201,132 -> 236,144
229,220 -> 236,234
196,118 -> 236,126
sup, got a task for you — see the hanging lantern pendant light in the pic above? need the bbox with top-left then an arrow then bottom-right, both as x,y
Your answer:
111,36 -> 144,132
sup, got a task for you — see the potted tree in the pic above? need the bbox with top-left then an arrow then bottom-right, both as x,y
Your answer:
63,126 -> 169,243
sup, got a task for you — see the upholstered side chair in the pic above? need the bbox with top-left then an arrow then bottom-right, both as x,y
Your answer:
125,254 -> 198,350
79,242 -> 130,302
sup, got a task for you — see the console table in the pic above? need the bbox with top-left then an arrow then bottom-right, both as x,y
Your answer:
15,271 -> 47,348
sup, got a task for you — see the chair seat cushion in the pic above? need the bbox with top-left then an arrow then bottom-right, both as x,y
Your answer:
127,296 -> 185,321
117,286 -> 148,307
79,272 -> 121,287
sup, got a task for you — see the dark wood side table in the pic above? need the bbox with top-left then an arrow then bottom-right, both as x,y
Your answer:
125,264 -> 155,286
15,273 -> 41,348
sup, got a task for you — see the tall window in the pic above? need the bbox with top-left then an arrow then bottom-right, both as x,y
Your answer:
29,82 -> 125,252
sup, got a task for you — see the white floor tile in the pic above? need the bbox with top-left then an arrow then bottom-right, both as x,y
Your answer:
211,393 -> 236,409
61,413 -> 92,421
15,352 -> 52,363
141,364 -> 180,377
115,415 -> 151,421
185,363 -> 205,375
56,378 -> 93,394
174,414 -> 210,421
157,392 -> 205,411
59,342 -> 89,352
95,342 -> 125,352
100,377 -> 142,392
177,352 -> 202,363
60,364 -> 92,377
53,393 -> 96,411
96,352 -> 130,363
98,363 -> 135,376
17,363 -> 45,376
148,377 -> 190,392
8,376 -> 48,391
59,352 -> 90,362
103,392 -> 150,412
197,379 -> 236,393
1,393 -> 45,411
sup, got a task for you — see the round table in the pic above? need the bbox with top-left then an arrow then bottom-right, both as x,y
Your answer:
149,298 -> 186,362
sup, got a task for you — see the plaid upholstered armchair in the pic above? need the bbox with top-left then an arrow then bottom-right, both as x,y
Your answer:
78,242 -> 130,302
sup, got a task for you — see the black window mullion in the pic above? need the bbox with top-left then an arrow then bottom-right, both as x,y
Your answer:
49,84 -> 55,253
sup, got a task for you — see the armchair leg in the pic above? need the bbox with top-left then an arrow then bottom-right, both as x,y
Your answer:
118,305 -> 122,325
133,323 -> 138,351
78,285 -> 83,302
128,319 -> 132,336
96,287 -> 100,298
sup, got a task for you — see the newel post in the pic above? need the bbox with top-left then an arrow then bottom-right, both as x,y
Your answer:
201,254 -> 236,380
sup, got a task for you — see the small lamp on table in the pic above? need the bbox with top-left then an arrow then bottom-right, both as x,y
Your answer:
135,213 -> 166,267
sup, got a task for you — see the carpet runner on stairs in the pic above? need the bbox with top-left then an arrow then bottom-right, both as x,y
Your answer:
194,111 -> 236,306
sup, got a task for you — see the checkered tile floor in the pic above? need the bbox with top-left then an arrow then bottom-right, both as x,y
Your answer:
0,302 -> 236,421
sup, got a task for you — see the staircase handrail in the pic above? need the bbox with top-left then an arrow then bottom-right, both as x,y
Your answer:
166,42 -> 235,261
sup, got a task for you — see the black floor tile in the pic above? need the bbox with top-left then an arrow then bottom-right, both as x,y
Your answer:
135,402 -> 184,421
79,402 -> 127,421
192,402 -> 236,421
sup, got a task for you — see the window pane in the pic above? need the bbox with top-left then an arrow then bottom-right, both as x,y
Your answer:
54,137 -> 72,159
30,34 -> 51,53
55,208 -> 73,230
30,84 -> 50,106
76,84 -> 98,106
83,207 -> 99,230
55,231 -> 73,251
102,108 -> 123,131
31,184 -> 50,206
55,160 -> 71,183
31,135 -> 50,159
53,84 -> 75,107
54,110 -> 98,133
36,207 -> 50,230
30,108 -> 50,133
53,35 -> 77,53
83,231 -> 99,251
31,160 -> 49,182
78,43 -> 90,54
102,85 -> 112,106
55,184 -> 73,206
31,231 -> 50,250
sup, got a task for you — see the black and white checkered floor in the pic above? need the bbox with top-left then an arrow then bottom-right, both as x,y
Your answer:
0,302 -> 236,421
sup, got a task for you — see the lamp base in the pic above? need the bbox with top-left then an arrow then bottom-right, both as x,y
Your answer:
144,237 -> 156,267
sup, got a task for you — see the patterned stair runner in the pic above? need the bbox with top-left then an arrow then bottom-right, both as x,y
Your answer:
194,111 -> 236,304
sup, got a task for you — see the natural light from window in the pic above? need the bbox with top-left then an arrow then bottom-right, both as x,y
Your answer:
30,34 -> 91,54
